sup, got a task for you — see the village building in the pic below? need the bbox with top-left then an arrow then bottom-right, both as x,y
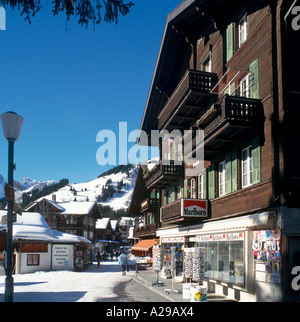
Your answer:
0,211 -> 91,274
24,197 -> 102,242
130,0 -> 300,302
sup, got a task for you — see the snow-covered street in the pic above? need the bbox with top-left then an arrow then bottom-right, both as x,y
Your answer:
0,261 -> 132,302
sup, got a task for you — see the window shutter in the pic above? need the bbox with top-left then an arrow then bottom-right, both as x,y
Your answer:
208,164 -> 216,200
249,59 -> 260,99
225,154 -> 232,194
226,23 -> 234,62
184,179 -> 188,198
252,137 -> 261,184
170,187 -> 175,203
231,150 -> 238,192
203,168 -> 207,200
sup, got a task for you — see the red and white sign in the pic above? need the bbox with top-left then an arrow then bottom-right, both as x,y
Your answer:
181,199 -> 208,218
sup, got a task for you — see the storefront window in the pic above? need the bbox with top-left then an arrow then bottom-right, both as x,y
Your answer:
198,238 -> 244,286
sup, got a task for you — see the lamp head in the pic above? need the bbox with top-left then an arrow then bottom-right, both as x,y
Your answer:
0,112 -> 24,141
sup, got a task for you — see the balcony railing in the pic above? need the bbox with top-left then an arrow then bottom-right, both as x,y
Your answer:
133,223 -> 157,238
157,70 -> 218,131
161,198 -> 209,223
202,95 -> 264,137
143,160 -> 184,189
140,197 -> 159,213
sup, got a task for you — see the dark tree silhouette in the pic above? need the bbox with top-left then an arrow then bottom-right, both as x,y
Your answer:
0,0 -> 134,28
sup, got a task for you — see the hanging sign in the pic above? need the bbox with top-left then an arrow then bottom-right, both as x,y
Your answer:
181,199 -> 208,218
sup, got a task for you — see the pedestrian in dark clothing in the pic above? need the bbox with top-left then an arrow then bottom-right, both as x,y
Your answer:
96,252 -> 102,268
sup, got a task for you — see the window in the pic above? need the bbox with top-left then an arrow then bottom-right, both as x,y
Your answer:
242,146 -> 253,188
177,186 -> 181,200
239,14 -> 248,47
198,174 -> 204,199
198,238 -> 244,286
219,161 -> 226,196
240,75 -> 250,98
202,52 -> 211,72
27,254 -> 40,266
191,179 -> 196,199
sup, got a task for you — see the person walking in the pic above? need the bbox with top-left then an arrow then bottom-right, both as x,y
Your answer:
96,252 -> 102,268
118,251 -> 128,276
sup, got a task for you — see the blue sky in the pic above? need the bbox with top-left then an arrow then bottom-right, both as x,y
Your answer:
0,0 -> 183,183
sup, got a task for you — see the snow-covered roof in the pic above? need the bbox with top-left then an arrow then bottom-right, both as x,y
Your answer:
59,201 -> 96,215
0,211 -> 90,244
96,218 -> 110,230
110,220 -> 118,231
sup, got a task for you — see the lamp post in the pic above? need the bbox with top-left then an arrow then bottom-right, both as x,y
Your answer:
0,112 -> 24,303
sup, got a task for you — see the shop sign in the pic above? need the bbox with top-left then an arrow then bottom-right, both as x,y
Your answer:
197,232 -> 244,242
181,199 -> 208,218
52,245 -> 71,267
161,237 -> 184,243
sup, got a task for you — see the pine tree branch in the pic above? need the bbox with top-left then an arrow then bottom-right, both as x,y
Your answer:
0,0 -> 134,28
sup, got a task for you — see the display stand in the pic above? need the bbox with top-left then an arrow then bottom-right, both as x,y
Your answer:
164,246 -> 182,294
152,245 -> 165,287
183,247 -> 207,302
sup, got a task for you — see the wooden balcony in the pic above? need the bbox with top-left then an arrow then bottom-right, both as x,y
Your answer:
157,70 -> 218,131
140,197 -> 159,213
161,198 -> 209,225
133,223 -> 157,238
143,160 -> 184,190
196,95 -> 264,159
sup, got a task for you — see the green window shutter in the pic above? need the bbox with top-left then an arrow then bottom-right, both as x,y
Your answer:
225,154 -> 232,194
252,137 -> 261,184
170,187 -> 175,203
208,164 -> 216,200
226,23 -> 234,62
184,179 -> 188,198
249,59 -> 260,99
231,150 -> 238,192
203,168 -> 207,200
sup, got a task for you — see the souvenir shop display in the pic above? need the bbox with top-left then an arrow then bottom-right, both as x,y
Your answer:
152,245 -> 164,287
253,229 -> 281,284
184,247 -> 206,283
164,246 -> 181,294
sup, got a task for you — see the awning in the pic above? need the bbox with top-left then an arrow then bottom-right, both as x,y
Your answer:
132,239 -> 157,252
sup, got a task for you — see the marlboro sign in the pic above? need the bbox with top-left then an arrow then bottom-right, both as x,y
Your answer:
181,199 -> 208,218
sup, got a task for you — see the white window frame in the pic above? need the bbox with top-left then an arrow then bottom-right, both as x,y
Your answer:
242,146 -> 253,188
177,185 -> 181,200
240,75 -> 250,98
239,14 -> 248,47
219,161 -> 226,196
202,52 -> 212,73
198,173 -> 204,199
191,178 -> 196,199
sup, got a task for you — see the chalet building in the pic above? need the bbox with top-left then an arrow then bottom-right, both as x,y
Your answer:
24,198 -> 102,242
135,0 -> 300,302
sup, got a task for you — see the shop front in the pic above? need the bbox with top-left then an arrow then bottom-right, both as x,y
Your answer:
157,212 -> 281,301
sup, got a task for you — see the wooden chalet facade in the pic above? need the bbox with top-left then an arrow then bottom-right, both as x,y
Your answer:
134,0 -> 300,302
24,198 -> 101,242
128,165 -> 160,241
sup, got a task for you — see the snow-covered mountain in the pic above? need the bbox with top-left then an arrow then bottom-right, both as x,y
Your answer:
0,165 -> 139,211
0,175 -> 57,199
42,166 -> 138,211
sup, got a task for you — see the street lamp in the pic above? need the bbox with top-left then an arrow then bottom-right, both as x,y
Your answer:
0,111 -> 24,302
